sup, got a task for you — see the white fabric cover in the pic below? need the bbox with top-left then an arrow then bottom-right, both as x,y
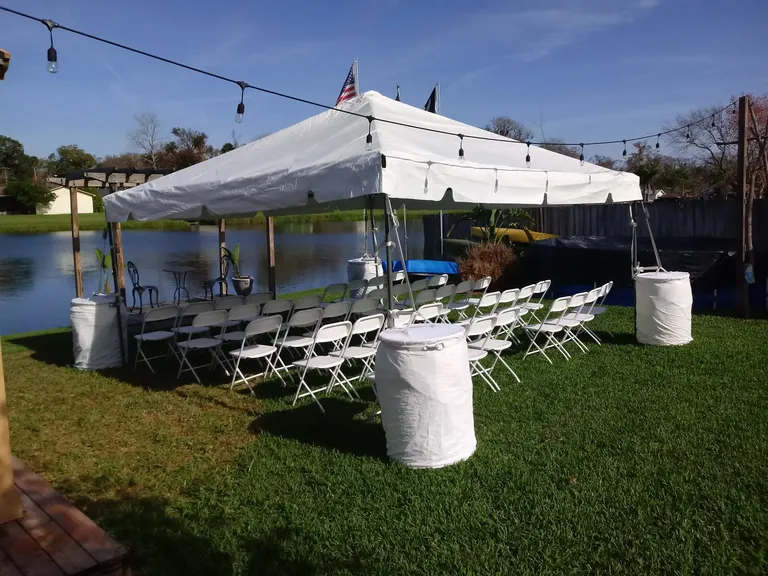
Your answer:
635,272 -> 692,346
70,295 -> 127,370
347,257 -> 382,298
375,324 -> 476,468
103,92 -> 641,222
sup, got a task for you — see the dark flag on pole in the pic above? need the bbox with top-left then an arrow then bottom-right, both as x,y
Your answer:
424,86 -> 437,113
395,85 -> 401,102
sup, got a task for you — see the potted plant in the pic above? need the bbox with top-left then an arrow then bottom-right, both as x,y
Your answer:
222,243 -> 253,296
94,248 -> 112,294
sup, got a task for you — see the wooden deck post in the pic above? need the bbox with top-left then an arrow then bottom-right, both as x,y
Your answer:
70,187 -> 83,298
0,340 -> 23,525
266,216 -> 276,296
218,219 -> 227,296
113,222 -> 125,298
737,95 -> 750,318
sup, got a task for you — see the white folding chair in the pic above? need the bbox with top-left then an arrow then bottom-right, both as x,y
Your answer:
519,280 -> 551,322
245,291 -> 274,305
214,295 -> 246,311
522,296 -> 572,363
366,288 -> 388,306
467,291 -> 502,322
494,288 -> 523,341
330,313 -> 385,385
559,291 -> 594,353
466,276 -> 492,307
176,310 -> 230,383
261,299 -> 293,319
391,308 -> 415,328
367,275 -> 388,290
439,279 -> 475,321
216,304 -> 262,343
321,283 -> 348,305
273,308 -> 323,379
292,321 -> 354,413
468,307 -> 521,384
320,301 -> 352,325
435,284 -> 456,316
408,278 -> 430,293
397,288 -> 437,310
496,288 -> 520,311
570,287 -> 603,345
464,315 -> 500,392
133,306 -> 179,372
414,301 -> 443,323
349,298 -> 378,319
390,283 -> 412,304
229,315 -> 285,393
346,278 -> 369,299
291,295 -> 322,317
174,301 -> 215,332
428,274 -> 449,288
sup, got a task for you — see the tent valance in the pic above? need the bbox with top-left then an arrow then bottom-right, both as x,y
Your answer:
103,91 -> 641,222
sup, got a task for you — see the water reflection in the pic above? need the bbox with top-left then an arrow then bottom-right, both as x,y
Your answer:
0,220 -> 423,335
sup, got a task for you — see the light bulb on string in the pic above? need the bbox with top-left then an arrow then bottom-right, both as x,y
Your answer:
711,116 -> 716,129
43,19 -> 58,73
685,126 -> 691,141
235,81 -> 248,124
655,134 -> 660,150
579,143 -> 585,166
366,116 -> 374,151
525,142 -> 531,168
458,134 -> 465,163
622,140 -> 627,157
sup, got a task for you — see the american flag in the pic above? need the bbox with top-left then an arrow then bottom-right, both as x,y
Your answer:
335,61 -> 357,105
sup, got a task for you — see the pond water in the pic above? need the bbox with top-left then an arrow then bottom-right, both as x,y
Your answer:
0,221 -> 424,335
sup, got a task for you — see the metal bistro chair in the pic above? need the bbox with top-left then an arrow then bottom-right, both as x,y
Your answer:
126,261 -> 159,313
203,255 -> 230,301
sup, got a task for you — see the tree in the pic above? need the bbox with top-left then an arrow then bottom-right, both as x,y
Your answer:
0,135 -> 35,180
485,117 -> 534,142
590,155 -> 618,170
161,127 -> 215,169
220,130 -> 242,154
47,144 -> 97,176
99,153 -> 147,169
129,113 -> 164,169
539,138 -> 581,159
4,179 -> 55,211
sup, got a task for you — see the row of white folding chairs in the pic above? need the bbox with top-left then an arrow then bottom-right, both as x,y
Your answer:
228,311 -> 387,412
522,281 -> 613,364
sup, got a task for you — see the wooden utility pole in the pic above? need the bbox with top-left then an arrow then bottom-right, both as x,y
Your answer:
0,340 -> 23,525
266,216 -> 276,296
736,95 -> 750,318
113,222 -> 125,298
69,187 -> 83,298
218,219 -> 227,296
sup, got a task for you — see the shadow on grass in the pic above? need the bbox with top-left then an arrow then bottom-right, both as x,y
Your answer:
7,330 -> 75,367
250,398 -> 387,460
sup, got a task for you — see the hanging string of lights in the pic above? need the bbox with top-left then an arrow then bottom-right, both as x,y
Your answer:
0,4 -> 742,164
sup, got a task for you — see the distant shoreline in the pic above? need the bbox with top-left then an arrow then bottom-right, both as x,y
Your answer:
0,210 -> 446,234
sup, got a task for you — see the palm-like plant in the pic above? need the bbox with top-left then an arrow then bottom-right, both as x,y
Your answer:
448,205 -> 536,244
222,243 -> 242,277
94,248 -> 112,293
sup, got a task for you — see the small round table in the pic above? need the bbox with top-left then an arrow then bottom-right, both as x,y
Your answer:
375,324 -> 476,469
162,268 -> 193,305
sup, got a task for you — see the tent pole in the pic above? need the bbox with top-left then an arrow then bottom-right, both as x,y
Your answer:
218,219 -> 227,296
266,216 -> 277,296
107,223 -> 126,366
439,210 -> 444,259
69,187 -> 83,298
384,197 -> 394,316
403,205 -> 408,261
113,222 -> 125,299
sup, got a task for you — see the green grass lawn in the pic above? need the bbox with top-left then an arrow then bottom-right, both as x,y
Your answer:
4,307 -> 768,575
0,210 -> 447,234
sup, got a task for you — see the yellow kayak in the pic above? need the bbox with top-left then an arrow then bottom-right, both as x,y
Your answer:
470,227 -> 557,244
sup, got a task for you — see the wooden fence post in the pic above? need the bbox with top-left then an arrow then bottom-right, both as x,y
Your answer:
0,339 -> 23,524
737,95 -> 750,318
266,216 -> 276,296
113,222 -> 125,298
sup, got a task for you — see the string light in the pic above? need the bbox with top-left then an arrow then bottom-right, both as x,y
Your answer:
579,143 -> 584,166
622,140 -> 627,157
366,116 -> 374,151
0,5 -> 743,156
235,81 -> 248,124
458,134 -> 465,162
42,18 -> 58,73
656,133 -> 660,150
525,142 -> 531,168
711,116 -> 716,129
686,126 -> 691,141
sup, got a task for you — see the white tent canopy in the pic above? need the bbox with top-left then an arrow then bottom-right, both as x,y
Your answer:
103,91 -> 641,222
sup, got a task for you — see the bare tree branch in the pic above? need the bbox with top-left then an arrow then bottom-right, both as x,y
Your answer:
129,113 -> 165,169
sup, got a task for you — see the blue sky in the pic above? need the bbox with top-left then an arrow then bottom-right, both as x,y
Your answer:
1,0 -> 766,161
